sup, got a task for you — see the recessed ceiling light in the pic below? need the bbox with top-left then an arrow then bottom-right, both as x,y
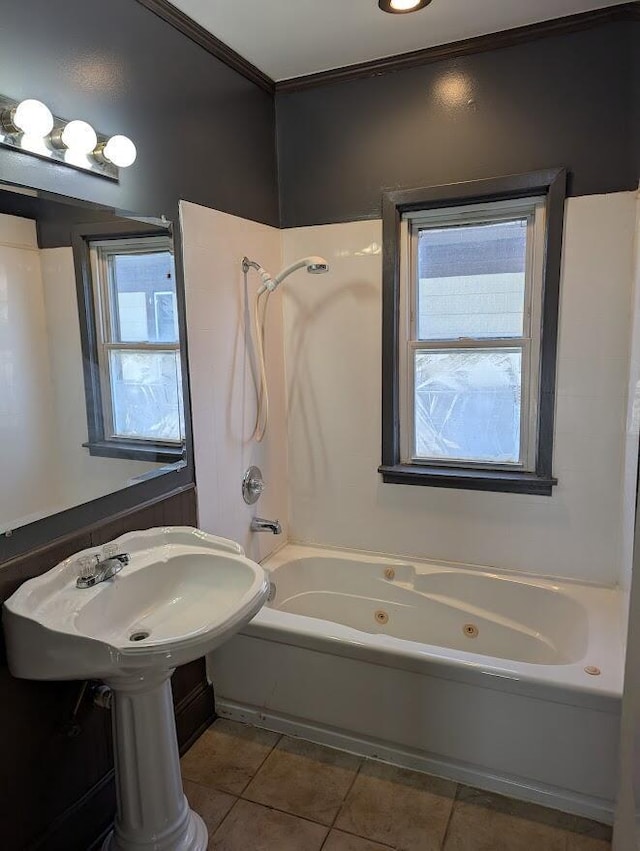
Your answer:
378,0 -> 433,13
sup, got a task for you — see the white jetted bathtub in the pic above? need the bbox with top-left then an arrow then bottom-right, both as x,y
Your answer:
208,544 -> 625,823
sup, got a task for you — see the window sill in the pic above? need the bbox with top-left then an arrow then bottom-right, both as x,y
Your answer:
378,464 -> 557,495
84,440 -> 185,464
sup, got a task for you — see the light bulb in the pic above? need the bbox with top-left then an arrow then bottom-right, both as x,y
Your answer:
64,149 -> 91,168
20,135 -> 50,156
378,0 -> 432,12
12,99 -> 54,138
61,120 -> 97,154
103,135 -> 137,168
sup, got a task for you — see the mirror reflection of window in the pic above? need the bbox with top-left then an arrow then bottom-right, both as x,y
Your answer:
89,236 -> 185,448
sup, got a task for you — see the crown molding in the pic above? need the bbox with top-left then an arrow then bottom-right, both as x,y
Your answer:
134,0 -> 274,94
134,1 -> 639,97
276,2 -> 640,94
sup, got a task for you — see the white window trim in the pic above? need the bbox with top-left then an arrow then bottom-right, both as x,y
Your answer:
398,197 -> 546,472
89,236 -> 183,446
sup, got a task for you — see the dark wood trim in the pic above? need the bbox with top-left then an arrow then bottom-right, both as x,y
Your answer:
30,771 -> 116,851
0,484 -> 197,581
134,0 -> 274,94
276,2 -> 640,93
174,681 -> 217,756
83,439 -> 185,464
0,480 -> 196,564
378,465 -> 557,496
381,168 -> 567,495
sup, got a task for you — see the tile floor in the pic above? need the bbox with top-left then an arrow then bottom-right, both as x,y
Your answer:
180,719 -> 612,851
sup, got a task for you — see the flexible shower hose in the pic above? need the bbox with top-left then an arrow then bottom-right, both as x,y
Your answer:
252,286 -> 271,442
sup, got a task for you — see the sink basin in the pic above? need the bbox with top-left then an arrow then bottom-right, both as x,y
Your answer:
3,526 -> 268,681
2,527 -> 269,851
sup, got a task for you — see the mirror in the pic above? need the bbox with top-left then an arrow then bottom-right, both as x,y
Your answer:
0,181 -> 188,536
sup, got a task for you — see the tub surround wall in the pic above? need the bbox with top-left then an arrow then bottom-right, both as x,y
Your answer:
0,215 -> 60,525
621,194 -> 640,598
181,202 -> 289,563
282,192 -> 636,586
614,461 -> 640,849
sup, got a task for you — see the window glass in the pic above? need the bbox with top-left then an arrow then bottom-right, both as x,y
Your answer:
110,251 -> 177,343
108,349 -> 184,442
414,349 -> 522,464
417,220 -> 527,341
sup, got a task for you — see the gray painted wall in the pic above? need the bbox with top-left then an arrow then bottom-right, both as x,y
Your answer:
276,22 -> 639,228
0,0 -> 279,227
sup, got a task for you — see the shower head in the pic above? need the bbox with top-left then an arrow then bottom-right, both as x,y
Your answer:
267,256 -> 329,293
243,255 -> 329,294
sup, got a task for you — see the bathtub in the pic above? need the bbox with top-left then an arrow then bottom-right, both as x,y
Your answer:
208,544 -> 625,823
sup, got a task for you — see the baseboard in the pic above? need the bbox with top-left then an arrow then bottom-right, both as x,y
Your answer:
217,698 -> 615,826
29,770 -> 115,851
176,680 -> 216,755
30,682 -> 215,851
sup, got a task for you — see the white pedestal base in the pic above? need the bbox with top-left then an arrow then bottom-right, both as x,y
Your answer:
101,670 -> 208,851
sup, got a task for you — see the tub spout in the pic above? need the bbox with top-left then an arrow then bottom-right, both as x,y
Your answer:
251,517 -> 282,535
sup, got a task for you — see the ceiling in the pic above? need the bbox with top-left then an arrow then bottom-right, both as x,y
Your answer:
167,0 -> 630,81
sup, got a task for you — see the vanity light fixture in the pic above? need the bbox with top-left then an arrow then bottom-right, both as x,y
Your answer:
0,93 -> 137,181
378,0 -> 433,12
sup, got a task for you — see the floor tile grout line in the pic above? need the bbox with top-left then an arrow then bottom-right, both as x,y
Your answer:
319,758 -> 366,850
438,781 -> 460,850
328,822 -> 397,849
208,794 -> 242,843
181,720 -> 282,799
236,729 -> 283,796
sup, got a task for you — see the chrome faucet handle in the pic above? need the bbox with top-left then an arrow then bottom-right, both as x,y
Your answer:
75,549 -> 129,588
243,466 -> 265,505
77,553 -> 100,580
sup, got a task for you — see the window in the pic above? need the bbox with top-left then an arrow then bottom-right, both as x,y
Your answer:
380,170 -> 566,495
73,225 -> 186,463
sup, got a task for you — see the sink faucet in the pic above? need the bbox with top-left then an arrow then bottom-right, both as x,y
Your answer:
76,552 -> 130,589
250,517 -> 282,535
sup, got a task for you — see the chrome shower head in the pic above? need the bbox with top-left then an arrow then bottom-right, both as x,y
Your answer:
268,256 -> 330,292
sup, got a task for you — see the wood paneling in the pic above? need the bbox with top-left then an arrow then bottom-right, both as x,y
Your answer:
0,486 -> 215,851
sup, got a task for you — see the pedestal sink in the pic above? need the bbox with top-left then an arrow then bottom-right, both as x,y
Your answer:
2,527 -> 269,851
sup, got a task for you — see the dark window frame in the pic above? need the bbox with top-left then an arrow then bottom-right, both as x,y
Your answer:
72,220 -> 186,464
379,169 -> 567,496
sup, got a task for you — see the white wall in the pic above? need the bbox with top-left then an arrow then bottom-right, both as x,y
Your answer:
614,190 -> 640,851
0,214 -> 59,529
622,196 -> 640,597
180,201 -> 288,564
614,488 -> 640,850
282,192 -> 637,585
